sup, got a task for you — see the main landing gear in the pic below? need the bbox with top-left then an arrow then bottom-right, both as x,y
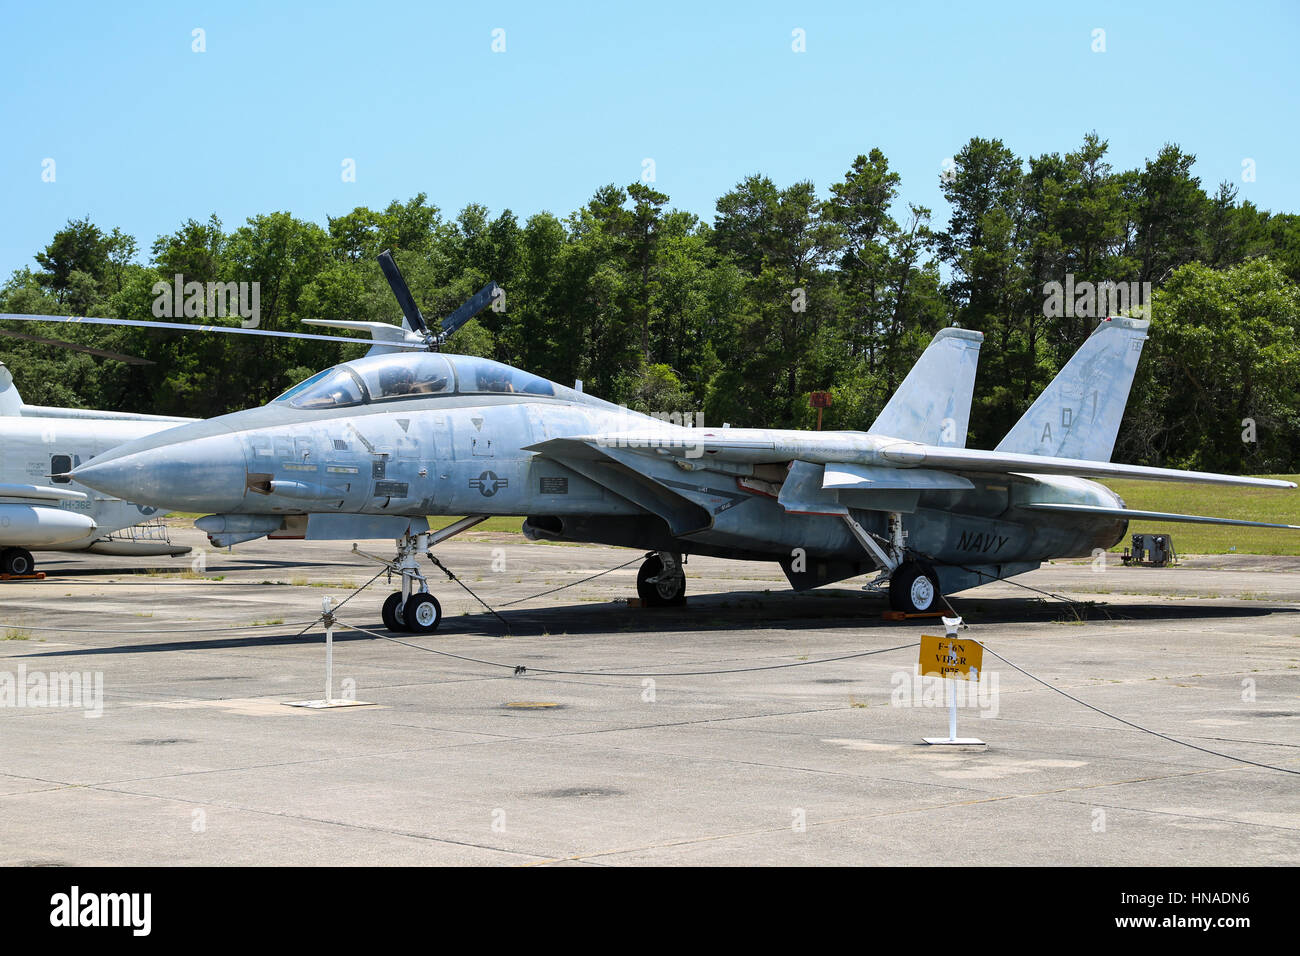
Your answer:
840,511 -> 946,614
637,551 -> 687,607
1,548 -> 35,576
888,560 -> 942,614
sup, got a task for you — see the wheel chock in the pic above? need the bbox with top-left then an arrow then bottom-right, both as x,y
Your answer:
882,610 -> 945,621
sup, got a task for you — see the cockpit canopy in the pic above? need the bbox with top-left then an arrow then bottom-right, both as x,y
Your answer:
274,353 -> 557,410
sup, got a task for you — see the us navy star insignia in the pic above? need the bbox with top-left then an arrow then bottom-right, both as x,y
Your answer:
470,470 -> 508,497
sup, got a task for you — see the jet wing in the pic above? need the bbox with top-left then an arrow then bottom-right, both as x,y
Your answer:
521,437 -> 720,535
1023,502 -> 1300,530
529,432 -> 1296,490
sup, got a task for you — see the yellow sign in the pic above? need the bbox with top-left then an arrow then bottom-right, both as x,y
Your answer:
918,635 -> 984,681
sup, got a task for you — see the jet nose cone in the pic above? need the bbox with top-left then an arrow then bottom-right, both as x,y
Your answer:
73,434 -> 248,513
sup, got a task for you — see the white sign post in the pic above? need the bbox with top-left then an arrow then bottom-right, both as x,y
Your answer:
284,596 -> 375,709
921,616 -> 986,749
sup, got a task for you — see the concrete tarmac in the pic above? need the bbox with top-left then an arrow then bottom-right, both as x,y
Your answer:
1,528 -> 1296,865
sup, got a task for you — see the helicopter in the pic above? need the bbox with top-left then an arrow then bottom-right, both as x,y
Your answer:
0,361 -> 192,575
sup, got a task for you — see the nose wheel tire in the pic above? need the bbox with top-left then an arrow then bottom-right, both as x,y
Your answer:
889,562 -> 942,613
402,593 -> 442,633
1,548 -> 34,576
381,591 -> 408,631
637,554 -> 687,607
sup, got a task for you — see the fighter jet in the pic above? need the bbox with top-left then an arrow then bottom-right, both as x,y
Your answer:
53,252 -> 1297,632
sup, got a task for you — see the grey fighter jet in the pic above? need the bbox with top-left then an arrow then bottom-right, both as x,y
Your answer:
51,253 -> 1298,632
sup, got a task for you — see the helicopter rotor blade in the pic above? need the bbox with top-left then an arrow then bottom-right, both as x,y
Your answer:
440,281 -> 502,339
0,327 -> 155,365
0,313 -> 424,349
376,250 -> 428,336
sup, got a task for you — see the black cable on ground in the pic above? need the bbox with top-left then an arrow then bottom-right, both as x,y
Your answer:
496,555 -> 644,607
919,557 -> 1299,777
976,640 -> 1300,777
30,540 -> 1292,776
427,555 -> 513,635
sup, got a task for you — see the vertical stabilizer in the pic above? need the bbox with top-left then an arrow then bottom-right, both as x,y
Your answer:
996,315 -> 1149,461
868,327 -> 983,446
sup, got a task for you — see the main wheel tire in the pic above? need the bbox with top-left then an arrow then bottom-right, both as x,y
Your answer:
381,592 -> 408,631
402,593 -> 442,634
1,548 -> 34,576
637,554 -> 686,607
889,562 -> 941,613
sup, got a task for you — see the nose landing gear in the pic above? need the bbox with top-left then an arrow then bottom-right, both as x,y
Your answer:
362,531 -> 442,634
355,517 -> 488,634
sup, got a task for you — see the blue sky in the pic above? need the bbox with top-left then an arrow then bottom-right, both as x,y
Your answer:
2,0 -> 1297,280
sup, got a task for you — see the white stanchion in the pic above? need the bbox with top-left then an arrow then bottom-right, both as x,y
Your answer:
284,596 -> 375,710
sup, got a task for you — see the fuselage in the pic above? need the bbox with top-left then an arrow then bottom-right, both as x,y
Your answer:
71,352 -> 1129,585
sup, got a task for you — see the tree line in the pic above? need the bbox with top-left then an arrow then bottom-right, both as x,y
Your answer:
3,133 -> 1298,472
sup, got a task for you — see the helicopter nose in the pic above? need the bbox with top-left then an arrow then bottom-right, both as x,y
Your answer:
72,433 -> 249,513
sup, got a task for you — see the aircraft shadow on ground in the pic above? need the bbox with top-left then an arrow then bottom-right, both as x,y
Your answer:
15,589 -> 1292,659
30,559 -> 363,578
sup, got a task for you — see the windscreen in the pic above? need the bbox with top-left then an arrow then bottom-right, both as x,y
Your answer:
275,354 -> 454,408
275,367 -> 365,409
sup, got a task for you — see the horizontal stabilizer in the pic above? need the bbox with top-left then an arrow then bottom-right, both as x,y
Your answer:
878,443 -> 1298,489
1024,502 -> 1300,530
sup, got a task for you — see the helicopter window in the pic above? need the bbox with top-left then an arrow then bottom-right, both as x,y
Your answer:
51,454 -> 73,484
354,354 -> 454,402
278,367 -> 366,409
451,356 -> 555,396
